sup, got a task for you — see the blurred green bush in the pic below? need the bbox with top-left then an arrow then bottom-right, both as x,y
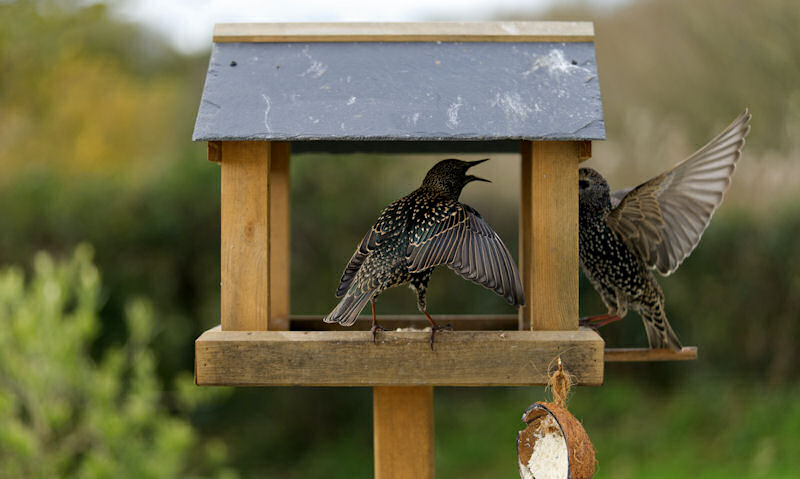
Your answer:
0,246 -> 234,478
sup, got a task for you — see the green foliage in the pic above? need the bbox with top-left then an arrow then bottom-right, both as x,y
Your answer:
0,0 -> 204,180
433,380 -> 800,478
0,246 -> 234,478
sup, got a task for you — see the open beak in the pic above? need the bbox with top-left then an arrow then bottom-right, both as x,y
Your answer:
466,175 -> 491,183
468,158 -> 490,167
466,158 -> 490,183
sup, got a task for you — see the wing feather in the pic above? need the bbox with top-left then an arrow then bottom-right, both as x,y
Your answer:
407,202 -> 525,306
606,109 -> 751,275
335,197 -> 408,297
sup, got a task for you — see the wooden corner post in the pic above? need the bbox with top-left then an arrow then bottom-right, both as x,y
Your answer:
520,140 -> 591,331
269,142 -> 291,331
220,141 -> 291,332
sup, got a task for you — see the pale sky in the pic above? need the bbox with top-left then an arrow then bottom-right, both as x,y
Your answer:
113,0 -> 628,54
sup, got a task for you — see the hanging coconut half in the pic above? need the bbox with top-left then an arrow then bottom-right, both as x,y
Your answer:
517,402 -> 595,479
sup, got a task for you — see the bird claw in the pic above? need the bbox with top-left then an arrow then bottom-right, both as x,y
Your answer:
371,324 -> 387,344
428,324 -> 453,350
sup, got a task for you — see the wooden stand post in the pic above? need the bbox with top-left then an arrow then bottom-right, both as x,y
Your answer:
269,142 -> 291,331
519,140 -> 590,331
374,387 -> 434,479
220,141 -> 291,332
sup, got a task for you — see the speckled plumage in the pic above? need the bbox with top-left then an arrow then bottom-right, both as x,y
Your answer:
579,110 -> 751,350
324,158 -> 525,342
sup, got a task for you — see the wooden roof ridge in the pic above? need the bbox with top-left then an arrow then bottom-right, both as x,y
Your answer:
214,21 -> 595,43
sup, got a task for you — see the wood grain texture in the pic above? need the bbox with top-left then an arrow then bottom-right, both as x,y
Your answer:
373,387 -> 434,479
194,328 -> 604,386
214,21 -> 594,43
520,141 -> 588,331
604,347 -> 698,362
221,141 -> 270,331
268,142 -> 291,331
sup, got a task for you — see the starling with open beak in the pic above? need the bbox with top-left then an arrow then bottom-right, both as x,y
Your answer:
324,158 -> 525,348
578,110 -> 751,350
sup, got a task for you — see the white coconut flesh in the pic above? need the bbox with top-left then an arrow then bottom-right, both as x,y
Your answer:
519,413 -> 569,479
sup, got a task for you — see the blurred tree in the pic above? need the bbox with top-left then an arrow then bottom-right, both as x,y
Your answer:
0,245 -> 234,478
0,0 -> 215,382
0,0 -> 204,181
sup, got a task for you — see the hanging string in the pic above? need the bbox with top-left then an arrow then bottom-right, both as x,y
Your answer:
548,357 -> 572,408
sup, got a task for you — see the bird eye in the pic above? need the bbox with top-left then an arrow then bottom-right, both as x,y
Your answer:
579,179 -> 589,190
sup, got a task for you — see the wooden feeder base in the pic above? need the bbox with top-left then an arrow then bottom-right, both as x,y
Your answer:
195,324 -> 605,387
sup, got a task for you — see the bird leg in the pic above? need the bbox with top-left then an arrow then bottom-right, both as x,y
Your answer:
579,313 -> 622,330
422,308 -> 452,350
370,300 -> 386,344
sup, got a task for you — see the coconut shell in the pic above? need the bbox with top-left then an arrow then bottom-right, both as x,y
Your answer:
517,401 -> 595,479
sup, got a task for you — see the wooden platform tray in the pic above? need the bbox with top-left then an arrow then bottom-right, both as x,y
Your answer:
291,315 -> 699,363
195,326 -> 605,387
604,346 -> 697,362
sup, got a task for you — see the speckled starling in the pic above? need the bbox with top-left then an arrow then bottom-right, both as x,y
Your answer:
323,158 -> 525,347
578,109 -> 751,350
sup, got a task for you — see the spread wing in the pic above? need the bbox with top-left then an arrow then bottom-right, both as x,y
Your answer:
606,109 -> 751,276
335,198 -> 407,297
406,202 -> 525,306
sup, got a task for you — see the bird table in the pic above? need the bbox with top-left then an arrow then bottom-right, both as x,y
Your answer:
192,22 -> 696,478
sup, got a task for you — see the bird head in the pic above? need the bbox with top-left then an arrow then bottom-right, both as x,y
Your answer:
421,158 -> 490,198
579,167 -> 611,213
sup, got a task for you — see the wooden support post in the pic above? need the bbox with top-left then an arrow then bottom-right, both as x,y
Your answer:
269,142 -> 291,331
520,141 -> 590,331
220,141 -> 291,331
221,141 -> 271,331
374,386 -> 434,479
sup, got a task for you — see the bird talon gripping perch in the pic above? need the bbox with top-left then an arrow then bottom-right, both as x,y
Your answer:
428,324 -> 453,350
369,300 -> 386,344
323,159 -> 525,350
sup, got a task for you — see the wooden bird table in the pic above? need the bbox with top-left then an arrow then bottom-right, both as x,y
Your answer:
192,21 -> 694,478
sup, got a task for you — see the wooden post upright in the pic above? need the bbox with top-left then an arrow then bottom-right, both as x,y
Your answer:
219,141 -> 291,332
520,140 -> 591,331
374,386 -> 435,479
269,142 -> 291,331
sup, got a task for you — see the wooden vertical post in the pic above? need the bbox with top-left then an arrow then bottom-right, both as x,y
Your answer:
220,141 -> 271,331
219,141 -> 291,332
269,142 -> 291,331
374,386 -> 435,479
519,140 -> 590,331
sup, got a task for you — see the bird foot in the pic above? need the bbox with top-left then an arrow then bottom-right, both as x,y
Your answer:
579,314 -> 622,330
371,323 -> 387,344
428,323 -> 453,350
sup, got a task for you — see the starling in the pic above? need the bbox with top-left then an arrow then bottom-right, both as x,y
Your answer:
323,158 -> 525,348
579,109 -> 751,350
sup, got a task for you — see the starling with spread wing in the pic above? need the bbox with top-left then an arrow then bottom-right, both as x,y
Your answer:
578,110 -> 751,350
324,158 -> 525,348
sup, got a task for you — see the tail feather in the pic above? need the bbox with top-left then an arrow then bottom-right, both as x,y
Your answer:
323,288 -> 375,327
641,306 -> 683,351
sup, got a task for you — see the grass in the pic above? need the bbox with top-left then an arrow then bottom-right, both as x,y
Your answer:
431,375 -> 800,478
